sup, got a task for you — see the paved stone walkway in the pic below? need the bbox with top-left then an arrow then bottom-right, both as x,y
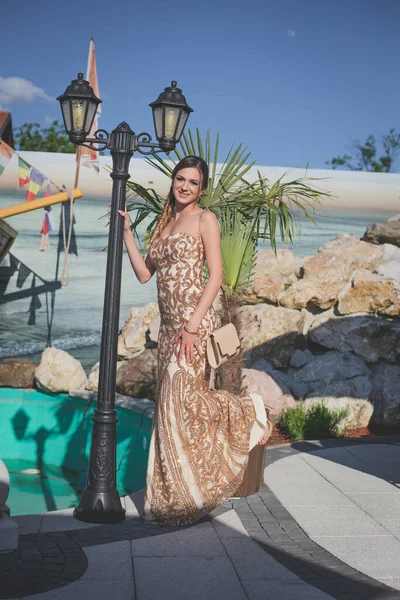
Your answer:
1,438 -> 400,599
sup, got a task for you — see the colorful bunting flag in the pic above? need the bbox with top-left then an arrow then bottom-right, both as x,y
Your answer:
18,157 -> 31,188
0,140 -> 15,176
39,207 -> 54,251
26,167 -> 45,201
79,38 -> 101,173
43,180 -> 52,197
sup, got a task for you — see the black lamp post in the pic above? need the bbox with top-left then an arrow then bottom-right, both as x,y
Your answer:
57,74 -> 193,523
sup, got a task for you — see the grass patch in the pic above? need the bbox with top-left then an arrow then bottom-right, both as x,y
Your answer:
280,402 -> 349,442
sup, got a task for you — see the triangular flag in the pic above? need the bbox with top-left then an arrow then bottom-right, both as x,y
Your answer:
18,157 -> 31,188
0,140 -> 15,176
39,208 -> 54,251
43,180 -> 52,197
79,38 -> 101,173
26,167 -> 45,201
16,262 -> 31,289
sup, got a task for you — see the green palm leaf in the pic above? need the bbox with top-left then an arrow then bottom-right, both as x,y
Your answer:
220,208 -> 256,295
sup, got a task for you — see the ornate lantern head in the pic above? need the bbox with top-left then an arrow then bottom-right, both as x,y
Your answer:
57,73 -> 102,145
149,81 -> 193,152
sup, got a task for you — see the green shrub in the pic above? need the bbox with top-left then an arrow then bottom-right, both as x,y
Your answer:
304,403 -> 349,439
280,404 -> 307,441
280,402 -> 349,442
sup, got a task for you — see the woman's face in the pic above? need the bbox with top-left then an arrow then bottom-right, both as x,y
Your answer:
173,168 -> 202,207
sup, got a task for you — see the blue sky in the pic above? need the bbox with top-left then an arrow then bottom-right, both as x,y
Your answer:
2,0 -> 399,170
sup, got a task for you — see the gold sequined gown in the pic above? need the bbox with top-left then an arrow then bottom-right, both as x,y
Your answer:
143,229 -> 266,525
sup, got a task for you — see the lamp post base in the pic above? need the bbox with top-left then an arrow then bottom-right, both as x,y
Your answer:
73,490 -> 126,524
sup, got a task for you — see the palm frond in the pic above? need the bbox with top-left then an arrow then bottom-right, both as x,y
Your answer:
124,129 -> 331,255
125,183 -> 165,252
220,208 -> 256,295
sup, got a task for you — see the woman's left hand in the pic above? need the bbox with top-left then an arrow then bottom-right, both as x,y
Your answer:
176,328 -> 202,365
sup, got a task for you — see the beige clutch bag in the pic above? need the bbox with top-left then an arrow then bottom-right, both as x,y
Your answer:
206,322 -> 241,369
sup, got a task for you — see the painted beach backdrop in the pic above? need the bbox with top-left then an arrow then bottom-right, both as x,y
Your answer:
1,152 -> 399,371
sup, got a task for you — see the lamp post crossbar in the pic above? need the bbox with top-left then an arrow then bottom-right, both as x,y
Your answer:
79,128 -> 166,155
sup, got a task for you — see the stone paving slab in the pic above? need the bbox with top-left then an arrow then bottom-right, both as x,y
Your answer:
300,449 -> 398,494
313,535 -> 400,580
80,540 -> 133,581
265,454 -> 327,484
379,519 -> 400,538
265,479 -> 354,507
211,508 -> 250,539
285,505 -> 389,537
27,580 -> 135,599
265,454 -> 355,506
40,508 -> 103,532
218,535 -> 300,581
10,513 -> 42,535
133,557 -> 247,600
348,493 -> 400,521
345,444 -> 400,462
131,520 -> 225,557
241,578 -> 335,600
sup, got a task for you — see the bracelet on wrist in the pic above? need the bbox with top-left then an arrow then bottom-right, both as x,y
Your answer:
183,324 -> 198,335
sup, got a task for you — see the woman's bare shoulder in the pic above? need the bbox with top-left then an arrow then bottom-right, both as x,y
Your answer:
200,209 -> 218,227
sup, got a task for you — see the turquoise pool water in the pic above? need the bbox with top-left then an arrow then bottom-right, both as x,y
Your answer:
6,458 -> 80,515
0,388 -> 152,516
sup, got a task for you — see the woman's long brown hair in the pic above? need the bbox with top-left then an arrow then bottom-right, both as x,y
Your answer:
149,156 -> 209,245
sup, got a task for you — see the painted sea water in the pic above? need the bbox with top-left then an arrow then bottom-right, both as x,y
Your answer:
0,190 -> 395,371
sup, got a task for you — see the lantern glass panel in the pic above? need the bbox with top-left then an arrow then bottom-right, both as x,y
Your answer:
175,110 -> 189,142
164,107 -> 180,138
85,101 -> 98,133
152,106 -> 163,139
61,100 -> 72,132
72,98 -> 87,130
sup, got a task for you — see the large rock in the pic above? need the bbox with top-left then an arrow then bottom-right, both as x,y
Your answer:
294,350 -> 371,394
279,235 -> 382,310
248,358 -> 308,400
370,363 -> 400,425
116,349 -> 158,400
86,360 -> 125,392
0,358 -> 37,388
377,243 -> 400,281
304,397 -> 374,429
363,221 -> 400,247
118,303 -> 160,359
35,348 -> 87,393
309,309 -> 400,364
238,304 -> 305,368
279,278 -> 344,311
337,270 -> 400,316
317,233 -> 360,253
289,349 -> 314,368
242,363 -> 296,424
294,351 -> 373,427
244,249 -> 302,304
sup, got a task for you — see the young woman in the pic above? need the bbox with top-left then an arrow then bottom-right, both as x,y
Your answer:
119,156 -> 269,525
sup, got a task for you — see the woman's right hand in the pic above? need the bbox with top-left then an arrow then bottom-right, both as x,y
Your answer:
111,202 -> 130,233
